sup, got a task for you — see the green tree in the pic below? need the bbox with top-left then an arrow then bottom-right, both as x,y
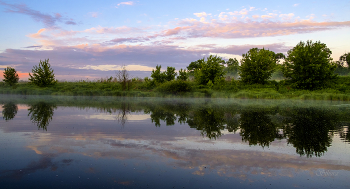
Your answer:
165,66 -> 177,81
151,65 -> 177,83
187,60 -> 203,74
282,40 -> 337,90
3,67 -> 19,86
177,69 -> 188,81
239,48 -> 277,84
193,55 -> 225,85
29,59 -> 57,87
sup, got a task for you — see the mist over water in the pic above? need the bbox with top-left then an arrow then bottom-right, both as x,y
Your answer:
1,95 -> 350,189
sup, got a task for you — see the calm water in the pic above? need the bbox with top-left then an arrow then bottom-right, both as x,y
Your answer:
1,95 -> 350,189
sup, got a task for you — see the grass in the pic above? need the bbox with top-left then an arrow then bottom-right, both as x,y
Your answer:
1,76 -> 350,100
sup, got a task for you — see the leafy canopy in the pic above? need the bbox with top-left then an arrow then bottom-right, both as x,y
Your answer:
282,40 -> 337,90
3,67 -> 19,86
239,48 -> 277,84
193,55 -> 225,85
151,65 -> 177,83
29,59 -> 57,87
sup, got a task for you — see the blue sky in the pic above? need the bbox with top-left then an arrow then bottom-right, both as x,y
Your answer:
0,0 -> 350,80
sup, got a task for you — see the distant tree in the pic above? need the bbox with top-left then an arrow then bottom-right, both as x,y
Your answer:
177,69 -> 188,81
339,52 -> 350,69
193,55 -> 226,85
165,66 -> 177,81
3,67 -> 19,86
225,58 -> 240,75
151,65 -> 177,83
116,66 -> 130,91
282,40 -> 337,90
239,48 -> 277,84
29,59 -> 57,87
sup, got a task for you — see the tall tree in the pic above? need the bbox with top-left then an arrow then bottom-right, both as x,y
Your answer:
239,48 -> 277,84
3,67 -> 19,86
193,55 -> 225,85
29,59 -> 57,87
282,40 -> 337,90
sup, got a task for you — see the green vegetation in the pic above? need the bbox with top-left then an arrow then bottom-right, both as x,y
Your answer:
239,48 -> 278,84
1,40 -> 350,100
3,67 -> 19,86
282,40 -> 337,90
29,59 -> 57,87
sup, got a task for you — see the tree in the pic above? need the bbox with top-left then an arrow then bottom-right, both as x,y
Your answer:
116,66 -> 130,91
165,66 -> 177,81
29,59 -> 57,87
193,55 -> 225,85
225,58 -> 240,77
151,65 -> 177,83
2,102 -> 18,121
239,48 -> 277,84
339,52 -> 350,69
3,67 -> 19,86
282,40 -> 337,90
177,69 -> 188,81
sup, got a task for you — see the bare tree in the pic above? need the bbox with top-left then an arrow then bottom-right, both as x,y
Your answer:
116,65 -> 130,91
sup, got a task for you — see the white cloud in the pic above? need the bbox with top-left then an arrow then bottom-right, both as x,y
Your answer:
116,1 -> 134,8
193,12 -> 209,17
293,4 -> 299,7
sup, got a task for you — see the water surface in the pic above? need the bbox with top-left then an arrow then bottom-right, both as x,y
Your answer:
1,95 -> 350,188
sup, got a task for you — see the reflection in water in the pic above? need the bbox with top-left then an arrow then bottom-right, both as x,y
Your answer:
2,102 -> 18,121
28,102 -> 56,131
239,109 -> 280,147
283,108 -> 338,158
187,107 -> 226,139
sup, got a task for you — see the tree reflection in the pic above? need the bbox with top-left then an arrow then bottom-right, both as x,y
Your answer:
28,102 -> 56,131
187,107 -> 225,139
239,109 -> 279,147
2,102 -> 18,121
283,108 -> 338,158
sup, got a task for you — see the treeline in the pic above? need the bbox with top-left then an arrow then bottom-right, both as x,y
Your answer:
1,40 -> 350,99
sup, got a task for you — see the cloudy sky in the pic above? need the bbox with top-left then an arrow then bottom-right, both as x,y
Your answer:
0,0 -> 349,80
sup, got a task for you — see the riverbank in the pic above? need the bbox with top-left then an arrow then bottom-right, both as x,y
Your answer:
1,76 -> 350,101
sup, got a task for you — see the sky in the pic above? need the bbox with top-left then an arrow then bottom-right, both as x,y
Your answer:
0,0 -> 350,81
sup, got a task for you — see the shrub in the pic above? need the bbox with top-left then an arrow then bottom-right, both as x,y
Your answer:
157,80 -> 192,94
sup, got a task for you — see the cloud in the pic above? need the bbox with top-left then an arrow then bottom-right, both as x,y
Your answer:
193,12 -> 209,17
89,12 -> 99,18
23,45 -> 43,49
116,1 -> 134,8
65,21 -> 77,25
0,2 -> 76,27
27,28 -> 47,38
79,64 -> 155,71
293,4 -> 299,7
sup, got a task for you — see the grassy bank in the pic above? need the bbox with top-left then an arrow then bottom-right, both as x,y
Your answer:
1,76 -> 350,100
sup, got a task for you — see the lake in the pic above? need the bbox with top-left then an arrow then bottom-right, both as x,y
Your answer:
0,95 -> 350,189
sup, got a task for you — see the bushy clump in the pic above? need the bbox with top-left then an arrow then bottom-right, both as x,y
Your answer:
157,80 -> 192,94
29,59 -> 57,87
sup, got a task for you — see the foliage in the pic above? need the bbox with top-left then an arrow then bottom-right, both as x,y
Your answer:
157,80 -> 192,94
339,52 -> 350,68
29,59 -> 57,87
151,65 -> 177,83
239,48 -> 277,84
187,60 -> 203,74
3,67 -> 19,86
177,69 -> 188,81
194,55 -> 226,85
282,40 -> 337,90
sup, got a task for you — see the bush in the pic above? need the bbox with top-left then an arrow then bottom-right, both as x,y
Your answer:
282,40 -> 337,90
157,80 -> 192,94
3,67 -> 19,86
194,55 -> 225,85
29,59 -> 57,87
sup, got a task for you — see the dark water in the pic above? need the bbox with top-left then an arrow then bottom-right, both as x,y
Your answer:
1,95 -> 350,189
